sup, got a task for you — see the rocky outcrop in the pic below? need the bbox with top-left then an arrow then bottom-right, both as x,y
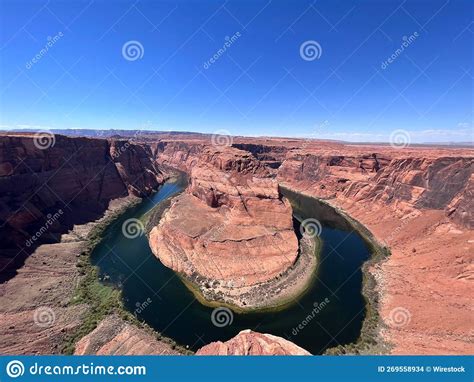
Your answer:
196,330 -> 310,355
109,139 -> 164,196
447,173 -> 473,229
231,142 -> 289,168
74,315 -> 180,355
149,142 -> 299,308
0,196 -> 136,355
0,133 -> 164,281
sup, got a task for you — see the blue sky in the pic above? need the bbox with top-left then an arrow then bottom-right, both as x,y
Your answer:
0,0 -> 472,143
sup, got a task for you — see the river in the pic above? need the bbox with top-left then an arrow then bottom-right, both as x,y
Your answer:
90,177 -> 371,354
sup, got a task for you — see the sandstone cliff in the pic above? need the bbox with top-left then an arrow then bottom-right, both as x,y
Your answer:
0,133 -> 164,281
278,149 -> 473,227
274,144 -> 473,354
1,131 -> 472,356
149,141 -> 299,308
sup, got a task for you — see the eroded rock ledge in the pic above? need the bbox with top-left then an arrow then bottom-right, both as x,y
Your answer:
74,315 -> 180,355
149,143 -> 304,309
196,329 -> 311,355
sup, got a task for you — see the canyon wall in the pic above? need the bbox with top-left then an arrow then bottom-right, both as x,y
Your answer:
0,134 -> 164,280
278,150 -> 472,228
274,144 -> 473,354
74,315 -> 180,355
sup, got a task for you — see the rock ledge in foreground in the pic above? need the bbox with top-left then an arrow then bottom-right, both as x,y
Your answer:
196,329 -> 311,355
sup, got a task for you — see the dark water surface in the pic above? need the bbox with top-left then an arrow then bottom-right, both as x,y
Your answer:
91,180 -> 372,354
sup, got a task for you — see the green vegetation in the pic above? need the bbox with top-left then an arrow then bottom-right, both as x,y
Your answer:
61,196 -> 192,355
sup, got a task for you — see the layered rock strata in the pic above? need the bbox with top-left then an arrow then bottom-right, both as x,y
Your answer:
74,315 -> 180,355
1,131 -> 472,355
0,133 -> 164,280
275,144 -> 473,354
149,143 -> 302,309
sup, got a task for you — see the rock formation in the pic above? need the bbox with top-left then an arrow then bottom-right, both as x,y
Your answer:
196,329 -> 310,355
149,142 -> 299,308
74,315 -> 180,355
275,144 -> 473,354
0,133 -> 164,281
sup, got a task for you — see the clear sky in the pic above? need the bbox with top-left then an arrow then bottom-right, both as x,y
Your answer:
0,0 -> 472,143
